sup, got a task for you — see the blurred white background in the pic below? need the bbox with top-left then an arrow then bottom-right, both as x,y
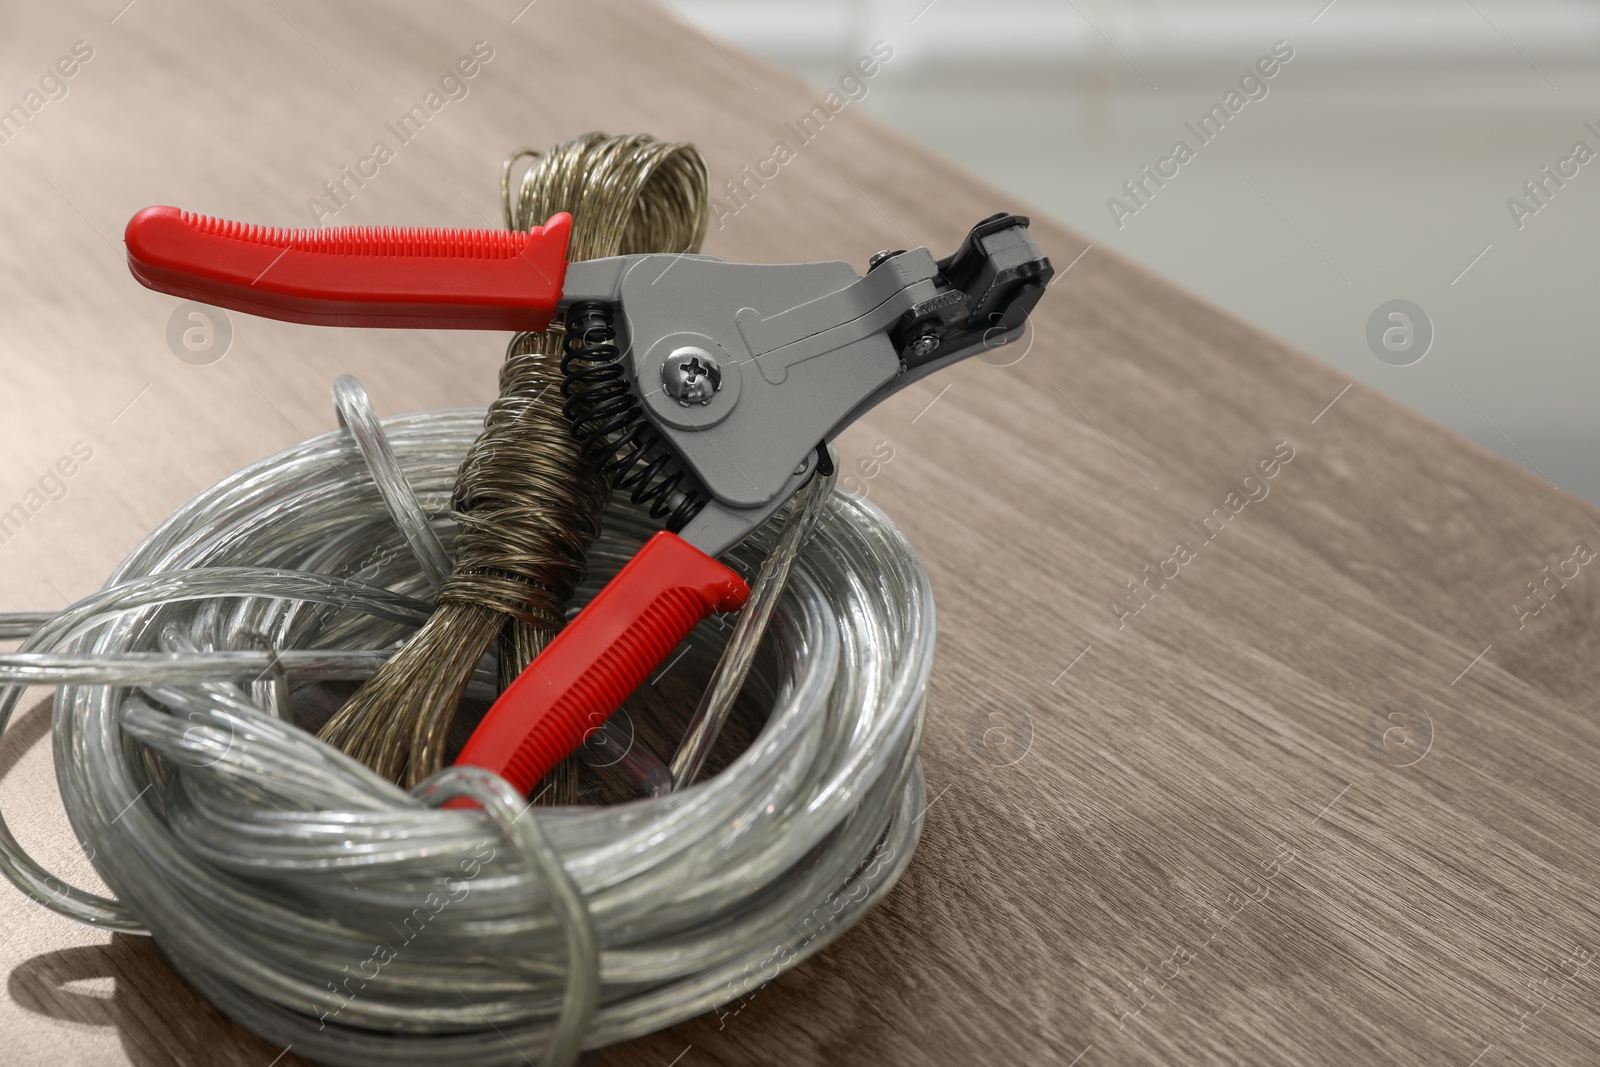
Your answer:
661,0 -> 1600,502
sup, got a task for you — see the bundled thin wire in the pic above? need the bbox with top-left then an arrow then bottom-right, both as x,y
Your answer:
0,149 -> 937,1064
322,133 -> 710,795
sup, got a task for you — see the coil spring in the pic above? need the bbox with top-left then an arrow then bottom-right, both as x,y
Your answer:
560,300 -> 706,531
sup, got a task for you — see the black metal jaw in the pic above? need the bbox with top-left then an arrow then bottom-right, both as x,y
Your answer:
885,213 -> 1054,371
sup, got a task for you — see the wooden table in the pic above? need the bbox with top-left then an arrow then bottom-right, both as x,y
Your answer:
2,1 -> 1597,1064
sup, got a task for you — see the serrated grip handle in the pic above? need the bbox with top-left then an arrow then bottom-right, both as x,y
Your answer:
123,206 -> 571,330
454,532 -> 750,795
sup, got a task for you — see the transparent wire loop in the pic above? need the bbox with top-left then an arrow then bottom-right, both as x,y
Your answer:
0,394 -> 934,1066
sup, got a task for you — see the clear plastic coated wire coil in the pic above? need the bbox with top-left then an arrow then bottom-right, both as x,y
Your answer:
0,391 -> 934,1066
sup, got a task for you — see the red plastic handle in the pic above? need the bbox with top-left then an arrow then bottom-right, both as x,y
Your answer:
123,206 -> 571,331
454,532 -> 750,795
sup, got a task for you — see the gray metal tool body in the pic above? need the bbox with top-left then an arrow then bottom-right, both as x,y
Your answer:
557,213 -> 1054,556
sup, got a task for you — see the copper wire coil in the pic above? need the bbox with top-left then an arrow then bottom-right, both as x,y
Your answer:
318,132 -> 710,790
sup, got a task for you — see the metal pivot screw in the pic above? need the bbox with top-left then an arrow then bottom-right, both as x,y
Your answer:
868,248 -> 904,271
908,331 -> 941,359
661,347 -> 722,406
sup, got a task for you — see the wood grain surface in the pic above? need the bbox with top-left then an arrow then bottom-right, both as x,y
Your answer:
1,1 -> 1597,1064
